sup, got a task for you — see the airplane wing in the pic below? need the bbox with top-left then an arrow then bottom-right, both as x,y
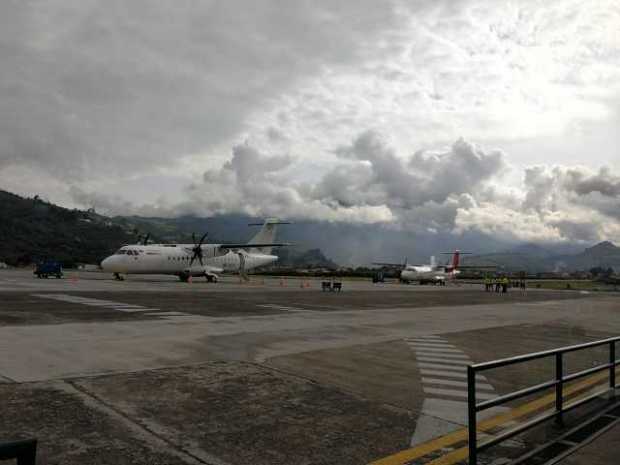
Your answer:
456,265 -> 498,269
218,242 -> 291,249
373,262 -> 424,268
186,264 -> 223,274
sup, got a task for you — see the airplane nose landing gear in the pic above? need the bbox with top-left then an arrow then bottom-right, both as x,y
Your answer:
113,273 -> 125,281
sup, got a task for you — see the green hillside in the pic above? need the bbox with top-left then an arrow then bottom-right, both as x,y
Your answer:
0,190 -> 134,266
0,191 -> 336,269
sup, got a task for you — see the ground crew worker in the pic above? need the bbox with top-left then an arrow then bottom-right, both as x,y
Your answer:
501,276 -> 509,293
494,277 -> 501,293
484,275 -> 491,292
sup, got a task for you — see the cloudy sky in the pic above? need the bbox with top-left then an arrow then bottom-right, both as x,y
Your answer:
1,0 -> 619,246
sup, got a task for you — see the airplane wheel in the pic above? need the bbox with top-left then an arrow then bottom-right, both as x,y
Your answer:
178,273 -> 190,283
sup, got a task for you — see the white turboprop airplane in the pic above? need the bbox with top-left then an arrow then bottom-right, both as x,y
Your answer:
375,250 -> 481,285
100,219 -> 289,282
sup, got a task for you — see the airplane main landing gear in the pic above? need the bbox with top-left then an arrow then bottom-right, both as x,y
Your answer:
178,272 -> 190,283
206,275 -> 218,283
113,273 -> 125,281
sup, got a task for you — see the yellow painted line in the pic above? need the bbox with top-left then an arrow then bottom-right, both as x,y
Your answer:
424,381 -> 611,465
370,371 -> 611,465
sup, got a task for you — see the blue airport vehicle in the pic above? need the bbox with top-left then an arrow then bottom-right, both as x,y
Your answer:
34,260 -> 63,279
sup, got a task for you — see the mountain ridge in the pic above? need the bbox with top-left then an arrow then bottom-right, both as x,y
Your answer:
0,189 -> 618,272
464,241 -> 620,273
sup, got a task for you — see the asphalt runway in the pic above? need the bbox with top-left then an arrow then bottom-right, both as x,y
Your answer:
1,269 -> 619,465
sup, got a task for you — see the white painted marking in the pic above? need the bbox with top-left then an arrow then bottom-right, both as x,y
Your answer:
420,369 -> 487,381
422,377 -> 494,391
410,347 -> 463,354
405,337 -> 450,345
33,294 -> 157,313
112,306 -> 153,310
423,387 -> 496,400
417,362 -> 468,371
408,337 -> 507,447
407,342 -> 457,349
109,305 -> 146,309
415,351 -> 469,359
114,308 -> 157,313
411,335 -> 442,340
143,312 -> 189,316
68,299 -> 118,307
256,304 -> 305,312
416,356 -> 471,365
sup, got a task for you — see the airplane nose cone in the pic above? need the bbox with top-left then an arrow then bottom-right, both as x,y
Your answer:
100,256 -> 113,271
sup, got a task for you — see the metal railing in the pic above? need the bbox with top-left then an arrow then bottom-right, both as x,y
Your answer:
467,336 -> 620,465
0,438 -> 37,465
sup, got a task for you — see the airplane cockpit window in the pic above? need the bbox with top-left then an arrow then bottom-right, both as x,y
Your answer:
115,250 -> 127,255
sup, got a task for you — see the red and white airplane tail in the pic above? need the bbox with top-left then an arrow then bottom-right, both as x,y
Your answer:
442,250 -> 472,274
451,250 -> 461,269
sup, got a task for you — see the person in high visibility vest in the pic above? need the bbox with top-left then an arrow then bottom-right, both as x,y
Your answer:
501,276 -> 509,293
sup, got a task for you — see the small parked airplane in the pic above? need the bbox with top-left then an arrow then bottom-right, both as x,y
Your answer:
374,250 -> 489,285
100,219 -> 289,282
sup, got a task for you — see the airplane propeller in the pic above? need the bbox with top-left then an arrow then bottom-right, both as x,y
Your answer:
189,232 -> 209,268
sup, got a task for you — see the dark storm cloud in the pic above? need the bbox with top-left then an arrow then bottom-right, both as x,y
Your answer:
184,130 -> 506,230
221,144 -> 293,183
522,165 -> 620,221
325,130 -> 505,212
551,220 -> 600,242
0,0 -> 403,178
565,167 -> 620,198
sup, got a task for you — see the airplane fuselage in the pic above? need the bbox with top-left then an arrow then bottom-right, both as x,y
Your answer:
400,265 -> 459,284
101,244 -> 277,277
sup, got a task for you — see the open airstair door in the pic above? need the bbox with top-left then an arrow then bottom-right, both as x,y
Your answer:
237,251 -> 249,281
